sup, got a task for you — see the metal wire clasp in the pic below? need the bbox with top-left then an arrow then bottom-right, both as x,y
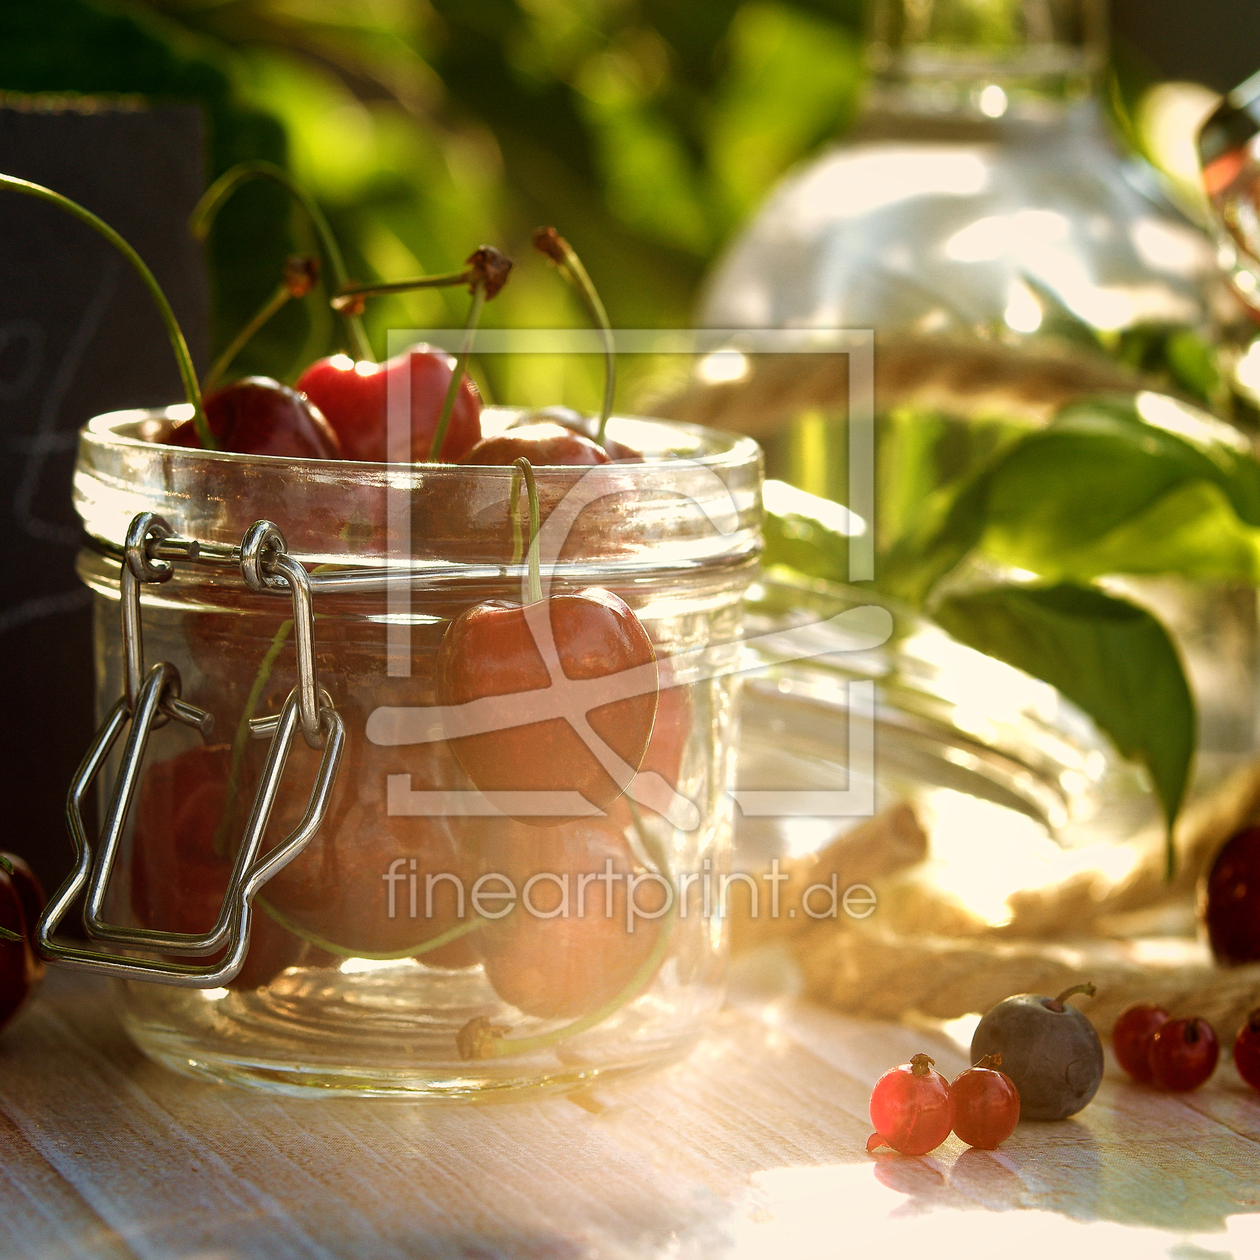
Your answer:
36,514 -> 345,988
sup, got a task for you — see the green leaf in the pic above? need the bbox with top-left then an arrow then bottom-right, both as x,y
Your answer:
878,472 -> 992,605
986,479 -> 1260,583
972,396 -> 1260,584
934,583 -> 1195,872
762,481 -> 861,585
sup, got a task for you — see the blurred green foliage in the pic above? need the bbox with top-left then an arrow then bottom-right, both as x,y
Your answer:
0,0 -> 864,408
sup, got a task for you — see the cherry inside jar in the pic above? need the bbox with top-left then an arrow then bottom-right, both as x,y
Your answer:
74,405 -> 761,1098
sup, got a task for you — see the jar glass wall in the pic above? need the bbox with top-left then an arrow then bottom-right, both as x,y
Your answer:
73,407 -> 762,1098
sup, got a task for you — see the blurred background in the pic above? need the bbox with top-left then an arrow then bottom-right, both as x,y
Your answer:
1,0 -> 1255,402
3,0 -> 1260,898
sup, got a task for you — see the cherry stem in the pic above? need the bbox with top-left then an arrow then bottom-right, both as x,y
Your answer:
0,172 -> 212,448
1049,981 -> 1097,1010
200,256 -> 319,394
427,283 -> 486,461
0,856 -> 12,876
512,457 -> 542,604
533,227 -> 615,446
909,1053 -> 935,1075
976,1053 -> 1003,1070
191,161 -> 374,363
332,268 -> 474,308
256,894 -> 489,960
0,926 -> 22,945
213,616 -> 296,857
202,282 -> 291,394
509,466 -> 524,565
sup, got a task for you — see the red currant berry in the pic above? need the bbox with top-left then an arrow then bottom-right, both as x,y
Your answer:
867,1053 -> 954,1156
1233,1009 -> 1260,1091
1112,1003 -> 1169,1082
951,1054 -> 1020,1149
1148,1017 -> 1219,1091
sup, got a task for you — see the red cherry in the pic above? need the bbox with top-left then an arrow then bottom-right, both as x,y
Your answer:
470,815 -> 666,1019
867,1053 -> 954,1155
131,744 -> 238,937
1113,1003 -> 1170,1082
131,745 -> 331,988
951,1055 -> 1020,1149
1148,1017 -> 1219,1091
295,346 -> 481,462
510,407 -> 642,462
1203,826 -> 1260,965
458,422 -> 610,467
1233,1009 -> 1260,1091
2,854 -> 46,969
167,377 -> 342,458
435,589 -> 658,825
0,853 -> 44,1033
262,738 -> 478,965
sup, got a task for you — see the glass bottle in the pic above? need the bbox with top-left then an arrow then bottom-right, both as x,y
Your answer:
683,0 -> 1255,772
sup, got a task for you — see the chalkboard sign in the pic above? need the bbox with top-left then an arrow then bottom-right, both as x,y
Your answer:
0,101 -> 208,899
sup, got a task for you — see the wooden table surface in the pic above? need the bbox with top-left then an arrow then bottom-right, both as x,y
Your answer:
2,960 -> 1258,1260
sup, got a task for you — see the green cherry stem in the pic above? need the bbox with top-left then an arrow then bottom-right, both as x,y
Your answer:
0,926 -> 22,945
202,283 -> 290,393
201,256 -> 319,393
532,226 -> 616,445
256,894 -> 489,961
191,161 -> 374,363
213,616 -> 296,856
332,268 -> 476,309
1048,981 -> 1097,1010
512,457 -> 542,604
427,283 -> 486,461
0,173 -> 212,448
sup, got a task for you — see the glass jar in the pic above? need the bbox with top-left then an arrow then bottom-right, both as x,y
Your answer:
71,405 -> 762,1098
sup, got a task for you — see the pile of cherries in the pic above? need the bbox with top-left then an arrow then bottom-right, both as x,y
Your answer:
3,164 -> 682,1056
127,182 -> 673,1048
866,1053 -> 1020,1156
1113,1003 -> 1260,1093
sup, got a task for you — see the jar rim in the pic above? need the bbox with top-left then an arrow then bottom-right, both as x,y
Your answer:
81,404 -> 762,476
75,405 -> 764,583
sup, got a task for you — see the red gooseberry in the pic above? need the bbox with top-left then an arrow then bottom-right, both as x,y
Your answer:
867,1052 -> 954,1155
951,1053 -> 1020,1149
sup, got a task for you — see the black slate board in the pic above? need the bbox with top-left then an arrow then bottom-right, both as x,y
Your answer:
0,102 -> 208,900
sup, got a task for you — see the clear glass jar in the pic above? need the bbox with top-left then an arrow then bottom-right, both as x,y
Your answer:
73,405 -> 762,1098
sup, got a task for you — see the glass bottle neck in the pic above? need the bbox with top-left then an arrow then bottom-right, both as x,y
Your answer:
865,0 -> 1108,127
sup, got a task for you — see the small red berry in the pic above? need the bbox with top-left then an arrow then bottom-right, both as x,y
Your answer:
951,1054 -> 1020,1149
1203,825 -> 1260,965
1233,1009 -> 1260,1091
1148,1017 -> 1219,1091
1113,1003 -> 1170,1082
867,1052 -> 954,1156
